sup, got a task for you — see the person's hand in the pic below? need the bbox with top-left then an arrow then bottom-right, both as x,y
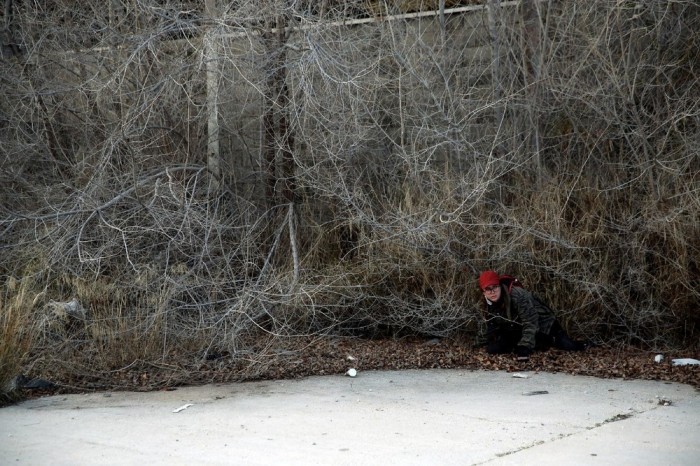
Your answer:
516,346 -> 531,361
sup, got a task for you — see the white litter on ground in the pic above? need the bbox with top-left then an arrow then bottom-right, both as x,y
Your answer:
671,358 -> 700,366
172,403 -> 194,413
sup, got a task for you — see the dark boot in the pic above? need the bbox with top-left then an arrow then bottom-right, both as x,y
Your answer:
554,332 -> 585,351
550,322 -> 585,351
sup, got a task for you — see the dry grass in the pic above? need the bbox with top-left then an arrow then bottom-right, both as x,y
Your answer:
0,277 -> 40,403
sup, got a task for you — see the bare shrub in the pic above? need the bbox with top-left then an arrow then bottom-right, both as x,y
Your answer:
1,0 -> 698,391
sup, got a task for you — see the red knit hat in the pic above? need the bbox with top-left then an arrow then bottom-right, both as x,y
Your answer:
478,270 -> 500,290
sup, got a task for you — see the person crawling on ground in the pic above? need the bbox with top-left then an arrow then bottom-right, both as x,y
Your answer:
478,270 -> 585,361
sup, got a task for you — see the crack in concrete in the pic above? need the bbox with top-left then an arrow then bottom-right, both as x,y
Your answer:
473,404 -> 671,465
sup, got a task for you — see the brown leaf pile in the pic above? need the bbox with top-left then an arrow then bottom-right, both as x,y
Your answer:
18,337 -> 700,400
241,337 -> 700,388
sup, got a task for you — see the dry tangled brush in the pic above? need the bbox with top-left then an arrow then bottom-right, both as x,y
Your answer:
1,1 -> 699,396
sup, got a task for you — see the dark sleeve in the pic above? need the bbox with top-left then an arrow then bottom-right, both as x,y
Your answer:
482,303 -> 504,342
510,287 -> 539,349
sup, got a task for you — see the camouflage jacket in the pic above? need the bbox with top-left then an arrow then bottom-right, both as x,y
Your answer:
484,286 -> 557,349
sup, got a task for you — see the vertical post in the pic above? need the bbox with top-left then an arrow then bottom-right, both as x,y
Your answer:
488,0 -> 505,152
521,0 -> 543,174
277,14 -> 295,204
439,0 -> 446,44
263,29 -> 277,208
205,0 -> 221,192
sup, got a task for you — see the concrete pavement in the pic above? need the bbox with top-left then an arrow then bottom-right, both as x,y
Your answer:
1,369 -> 699,465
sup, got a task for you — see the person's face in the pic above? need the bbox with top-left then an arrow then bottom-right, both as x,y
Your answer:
482,284 -> 502,302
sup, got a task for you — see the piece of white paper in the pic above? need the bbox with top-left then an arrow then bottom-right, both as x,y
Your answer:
672,358 -> 700,366
172,403 -> 194,413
